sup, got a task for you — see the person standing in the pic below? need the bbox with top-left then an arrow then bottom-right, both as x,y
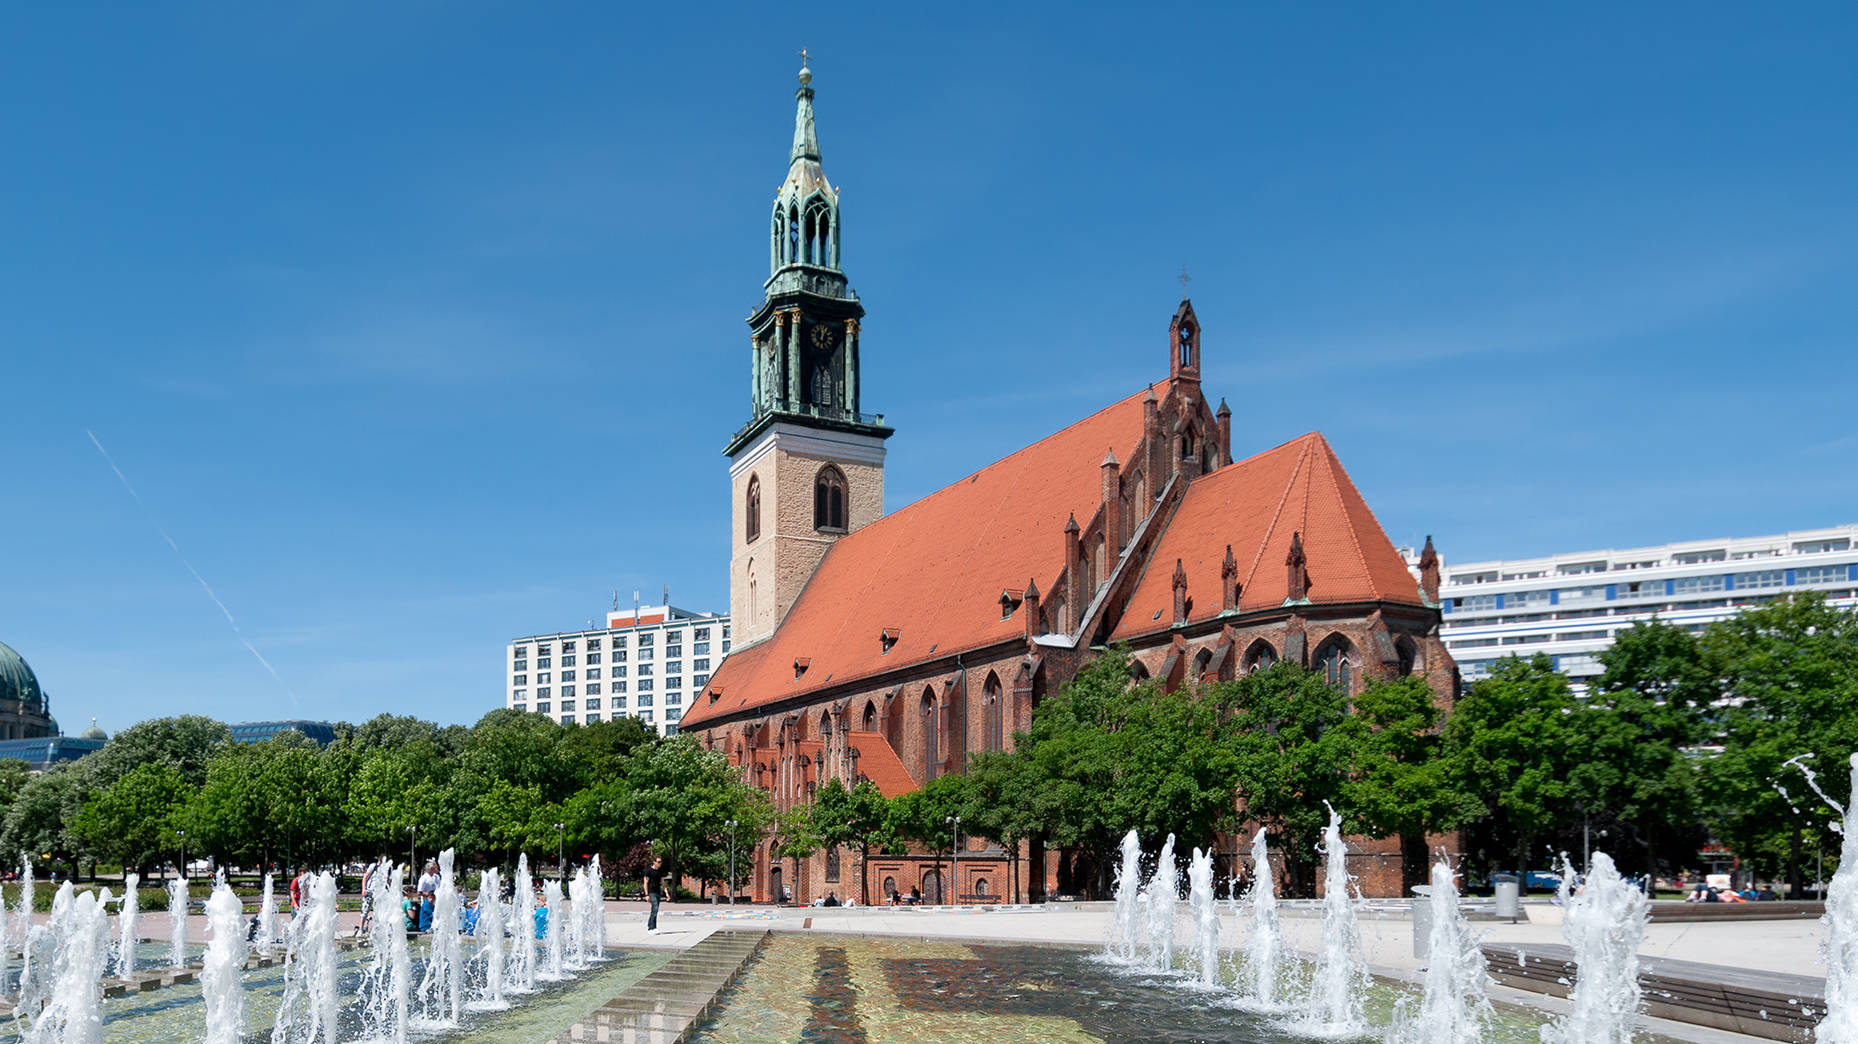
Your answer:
644,856 -> 666,935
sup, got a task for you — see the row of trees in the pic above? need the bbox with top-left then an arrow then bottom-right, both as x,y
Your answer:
8,594 -> 1848,901
4,710 -> 775,893
775,594 -> 1856,901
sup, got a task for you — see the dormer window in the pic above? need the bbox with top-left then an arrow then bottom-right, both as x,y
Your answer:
880,628 -> 900,654
794,657 -> 812,679
998,589 -> 1024,620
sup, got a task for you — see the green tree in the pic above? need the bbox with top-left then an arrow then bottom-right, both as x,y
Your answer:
1441,655 -> 1579,883
626,737 -> 768,896
1700,594 -> 1858,893
84,715 -> 231,789
889,773 -> 977,900
1340,674 -> 1481,892
813,778 -> 892,905
767,805 -> 819,905
1213,661 -> 1355,897
965,750 -> 1038,903
72,761 -> 191,873
1,767 -> 86,879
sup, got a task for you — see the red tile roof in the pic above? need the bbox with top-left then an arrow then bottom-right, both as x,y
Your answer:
848,731 -> 917,797
685,383 -> 1164,728
1110,432 -> 1423,641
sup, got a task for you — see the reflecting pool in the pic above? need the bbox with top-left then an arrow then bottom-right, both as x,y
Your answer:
687,934 -> 1692,1044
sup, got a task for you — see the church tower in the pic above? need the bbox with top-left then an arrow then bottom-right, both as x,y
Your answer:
726,55 -> 892,649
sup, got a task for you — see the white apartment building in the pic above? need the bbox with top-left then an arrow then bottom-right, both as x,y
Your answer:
506,605 -> 730,735
1425,524 -> 1858,686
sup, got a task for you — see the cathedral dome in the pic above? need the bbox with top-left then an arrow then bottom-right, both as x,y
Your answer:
0,641 -> 45,714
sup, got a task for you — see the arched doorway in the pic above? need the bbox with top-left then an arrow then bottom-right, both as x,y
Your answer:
921,869 -> 943,905
769,865 -> 784,904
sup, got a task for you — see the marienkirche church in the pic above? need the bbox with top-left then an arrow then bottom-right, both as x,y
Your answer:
683,60 -> 1457,903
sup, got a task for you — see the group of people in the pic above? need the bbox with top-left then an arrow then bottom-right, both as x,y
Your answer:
1685,881 -> 1781,903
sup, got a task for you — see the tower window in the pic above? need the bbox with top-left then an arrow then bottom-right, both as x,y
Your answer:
1178,324 -> 1194,367
814,464 -> 847,531
789,207 -> 800,264
745,474 -> 762,542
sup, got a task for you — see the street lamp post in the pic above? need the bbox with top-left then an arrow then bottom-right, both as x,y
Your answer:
407,826 -> 416,873
945,815 -> 961,906
555,822 -> 566,882
725,820 -> 739,904
178,829 -> 187,881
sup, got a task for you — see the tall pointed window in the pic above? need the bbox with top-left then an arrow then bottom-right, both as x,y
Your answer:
1179,323 -> 1194,367
1316,637 -> 1353,693
983,673 -> 1003,751
814,464 -> 847,532
745,474 -> 762,542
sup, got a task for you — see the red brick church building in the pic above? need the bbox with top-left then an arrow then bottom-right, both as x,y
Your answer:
682,61 -> 1456,903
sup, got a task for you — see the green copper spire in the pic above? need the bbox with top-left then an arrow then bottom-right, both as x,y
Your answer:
791,54 -> 821,164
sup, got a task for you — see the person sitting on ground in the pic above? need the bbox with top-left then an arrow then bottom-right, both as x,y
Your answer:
909,885 -> 921,905
1759,884 -> 1779,901
821,892 -> 841,907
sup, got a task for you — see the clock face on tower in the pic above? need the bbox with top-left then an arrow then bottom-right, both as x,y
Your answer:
810,324 -> 836,351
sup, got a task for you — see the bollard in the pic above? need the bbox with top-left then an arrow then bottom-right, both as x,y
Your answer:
1494,874 -> 1520,921
1411,883 -> 1433,959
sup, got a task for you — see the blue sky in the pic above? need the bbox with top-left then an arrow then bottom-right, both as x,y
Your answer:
4,3 -> 1854,733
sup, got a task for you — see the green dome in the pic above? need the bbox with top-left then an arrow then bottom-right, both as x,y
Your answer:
0,642 -> 45,714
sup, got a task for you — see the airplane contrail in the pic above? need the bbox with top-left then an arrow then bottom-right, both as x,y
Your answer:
86,429 -> 297,703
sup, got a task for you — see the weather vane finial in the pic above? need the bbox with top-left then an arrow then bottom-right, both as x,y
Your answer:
1178,264 -> 1192,298
797,47 -> 814,86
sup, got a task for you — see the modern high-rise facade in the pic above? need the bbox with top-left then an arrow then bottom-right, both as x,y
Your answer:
505,605 -> 730,736
1430,524 -> 1858,686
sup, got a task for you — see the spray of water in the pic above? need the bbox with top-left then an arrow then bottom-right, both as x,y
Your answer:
1388,859 -> 1492,1044
115,874 -> 139,979
255,872 -> 277,958
167,877 -> 188,970
1241,827 -> 1285,1008
361,859 -> 409,1043
540,879 -> 566,983
471,867 -> 509,1011
1147,834 -> 1179,972
414,850 -> 463,1028
1299,804 -> 1369,1035
1540,851 -> 1648,1044
1813,753 -> 1858,1043
202,878 -> 247,1044
1187,846 -> 1220,987
1110,829 -> 1145,962
21,887 -> 110,1044
511,855 -> 537,994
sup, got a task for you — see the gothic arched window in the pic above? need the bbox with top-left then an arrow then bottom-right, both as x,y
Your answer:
825,847 -> 841,882
814,464 -> 847,532
1316,637 -> 1354,693
1243,639 -> 1278,674
789,206 -> 800,263
920,688 -> 938,782
982,672 -> 1003,751
745,474 -> 762,543
1179,323 -> 1194,367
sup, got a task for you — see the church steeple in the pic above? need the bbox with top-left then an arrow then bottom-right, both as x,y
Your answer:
727,56 -> 893,649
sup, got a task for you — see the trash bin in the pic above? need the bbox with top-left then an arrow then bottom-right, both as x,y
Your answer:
1411,884 -> 1433,959
1494,874 -> 1520,921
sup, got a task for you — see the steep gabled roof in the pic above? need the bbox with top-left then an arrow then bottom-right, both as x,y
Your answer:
686,383 -> 1164,728
1110,432 -> 1424,641
848,731 -> 918,797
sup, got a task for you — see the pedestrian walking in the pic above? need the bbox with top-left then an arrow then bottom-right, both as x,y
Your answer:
644,856 -> 666,935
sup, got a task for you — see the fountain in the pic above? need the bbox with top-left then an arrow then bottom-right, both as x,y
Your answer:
18,883 -> 66,1017
17,852 -> 35,996
1146,833 -> 1178,972
115,874 -> 138,979
1110,829 -> 1144,962
272,870 -> 340,1044
1186,846 -> 1219,986
563,869 -> 586,971
1540,851 -> 1648,1044
1241,827 -> 1284,1008
21,886 -> 109,1044
202,878 -> 247,1044
256,872 -> 277,957
470,866 -> 509,1011
588,855 -> 607,957
361,859 -> 410,1043
1389,858 -> 1492,1044
540,878 -> 566,982
415,849 -> 464,1027
511,854 -> 537,994
1299,804 -> 1369,1035
167,876 -> 188,969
